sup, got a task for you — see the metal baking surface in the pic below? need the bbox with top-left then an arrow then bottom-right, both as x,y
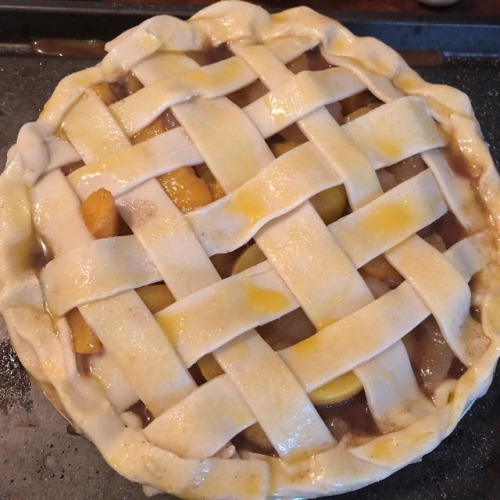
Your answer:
0,3 -> 499,500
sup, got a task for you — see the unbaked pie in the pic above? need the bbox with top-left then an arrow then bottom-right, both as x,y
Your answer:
1,1 -> 499,498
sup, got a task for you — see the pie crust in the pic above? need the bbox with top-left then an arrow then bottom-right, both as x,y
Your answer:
1,2 -> 500,498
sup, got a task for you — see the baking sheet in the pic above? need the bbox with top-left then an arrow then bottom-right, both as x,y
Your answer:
0,4 -> 499,500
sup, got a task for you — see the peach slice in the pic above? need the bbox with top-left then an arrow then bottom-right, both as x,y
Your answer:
80,187 -> 120,240
67,308 -> 102,355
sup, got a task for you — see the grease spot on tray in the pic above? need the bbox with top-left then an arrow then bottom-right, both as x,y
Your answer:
0,339 -> 33,414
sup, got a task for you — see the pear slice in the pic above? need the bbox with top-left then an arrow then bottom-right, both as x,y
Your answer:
310,185 -> 347,225
309,372 -> 363,406
67,308 -> 102,355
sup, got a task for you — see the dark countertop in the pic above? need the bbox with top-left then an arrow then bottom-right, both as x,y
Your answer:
106,0 -> 500,16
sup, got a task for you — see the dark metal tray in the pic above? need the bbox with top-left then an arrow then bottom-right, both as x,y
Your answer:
0,2 -> 499,500
1,0 -> 500,55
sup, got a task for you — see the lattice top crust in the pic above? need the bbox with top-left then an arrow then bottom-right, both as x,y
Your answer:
1,2 -> 500,498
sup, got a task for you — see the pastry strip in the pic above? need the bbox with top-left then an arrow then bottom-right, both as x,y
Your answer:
422,149 -> 487,232
186,142 -> 342,255
386,235 -> 472,364
330,169 -> 448,268
144,375 -> 255,458
31,170 -> 94,255
110,55 -> 258,136
215,331 -> 335,459
244,67 -> 365,137
68,126 -> 204,199
256,203 -> 373,325
116,179 -> 221,299
80,292 -> 195,415
90,353 -> 139,413
341,96 -> 445,168
41,235 -> 161,316
156,261 -> 298,367
63,90 -> 130,162
279,281 -> 429,390
355,342 -> 435,432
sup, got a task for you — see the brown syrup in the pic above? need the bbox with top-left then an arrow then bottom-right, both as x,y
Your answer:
31,39 -> 105,59
447,356 -> 467,379
257,308 -> 316,350
109,76 -> 137,101
23,234 -> 53,275
442,142 -> 481,180
187,43 -> 233,66
318,392 -> 378,441
188,362 -> 207,386
399,50 -> 444,67
60,161 -> 85,176
117,213 -> 134,236
340,90 -> 383,117
127,401 -> 154,427
162,108 -> 181,130
300,46 -> 331,72
66,423 -> 81,436
470,305 -> 481,322
30,240 -> 53,271
233,426 -> 278,457
210,248 -> 246,279
434,211 -> 468,248
405,317 -> 468,399
227,79 -> 268,107
75,354 -> 91,375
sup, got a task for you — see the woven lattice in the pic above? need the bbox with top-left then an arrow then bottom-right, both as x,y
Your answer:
1,2 -> 499,498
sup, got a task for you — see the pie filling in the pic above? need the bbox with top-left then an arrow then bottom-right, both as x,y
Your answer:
1,2 -> 499,499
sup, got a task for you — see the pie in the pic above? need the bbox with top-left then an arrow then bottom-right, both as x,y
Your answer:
1,1 -> 499,498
